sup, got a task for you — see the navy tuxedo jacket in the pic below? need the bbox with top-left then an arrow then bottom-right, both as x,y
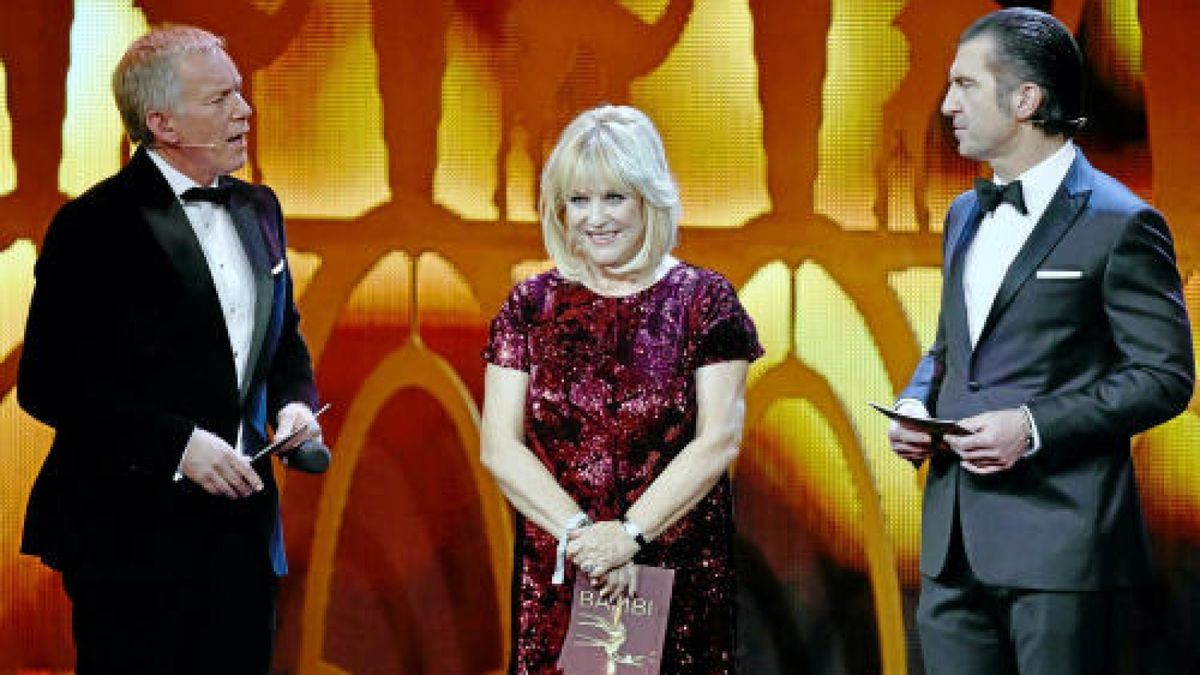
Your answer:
901,151 -> 1194,590
18,147 -> 317,581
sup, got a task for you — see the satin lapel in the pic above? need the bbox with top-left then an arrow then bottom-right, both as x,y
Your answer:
975,163 -> 1091,346
141,178 -> 223,318
945,201 -> 984,358
226,182 -> 273,401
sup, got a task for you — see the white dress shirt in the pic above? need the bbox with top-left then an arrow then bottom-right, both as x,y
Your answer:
961,141 -> 1076,452
148,150 -> 256,454
963,141 -> 1077,345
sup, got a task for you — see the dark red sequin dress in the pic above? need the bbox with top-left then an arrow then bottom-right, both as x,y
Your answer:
484,263 -> 763,674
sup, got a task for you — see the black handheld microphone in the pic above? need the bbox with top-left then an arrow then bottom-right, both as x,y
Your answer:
249,403 -> 332,472
283,438 -> 331,474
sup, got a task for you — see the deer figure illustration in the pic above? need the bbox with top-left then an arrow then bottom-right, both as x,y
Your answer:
575,604 -> 649,674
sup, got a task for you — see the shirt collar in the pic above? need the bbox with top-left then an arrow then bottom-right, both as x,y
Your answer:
994,141 -> 1076,220
147,148 -> 220,199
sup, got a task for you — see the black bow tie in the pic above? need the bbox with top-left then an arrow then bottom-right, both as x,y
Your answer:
974,178 -> 1028,215
181,185 -> 234,206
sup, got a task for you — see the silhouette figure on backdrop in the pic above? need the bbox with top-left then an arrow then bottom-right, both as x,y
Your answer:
748,0 -> 830,223
1140,1 -> 1200,265
495,0 -> 694,221
0,3 -> 73,249
367,0 -> 477,216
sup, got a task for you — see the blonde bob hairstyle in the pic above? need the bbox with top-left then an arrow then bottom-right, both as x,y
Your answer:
113,25 -> 226,146
539,105 -> 681,282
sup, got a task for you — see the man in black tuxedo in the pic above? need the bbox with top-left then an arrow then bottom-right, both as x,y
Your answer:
888,8 -> 1193,675
18,26 -> 323,674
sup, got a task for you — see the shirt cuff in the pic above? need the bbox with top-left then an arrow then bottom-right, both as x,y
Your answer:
894,398 -> 928,415
173,425 -> 197,482
1021,405 -> 1041,456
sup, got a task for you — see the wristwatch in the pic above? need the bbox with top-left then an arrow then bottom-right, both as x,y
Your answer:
620,518 -> 648,548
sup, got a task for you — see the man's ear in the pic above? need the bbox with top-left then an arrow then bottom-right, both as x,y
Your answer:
1014,83 -> 1044,122
146,110 -> 177,146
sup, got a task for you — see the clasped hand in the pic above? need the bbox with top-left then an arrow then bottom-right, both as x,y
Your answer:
888,403 -> 1029,474
179,428 -> 263,499
944,409 -> 1029,474
566,520 -> 640,600
180,404 -> 324,498
887,400 -> 940,463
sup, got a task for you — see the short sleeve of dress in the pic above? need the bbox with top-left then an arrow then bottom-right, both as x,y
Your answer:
694,272 -> 764,367
483,282 -> 532,371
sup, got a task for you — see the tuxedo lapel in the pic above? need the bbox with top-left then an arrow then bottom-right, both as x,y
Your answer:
974,157 -> 1092,346
945,201 -> 984,358
143,203 -> 214,303
134,152 -> 226,325
225,181 -> 274,401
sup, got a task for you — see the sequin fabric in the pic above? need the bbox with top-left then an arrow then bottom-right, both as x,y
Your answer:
483,263 -> 763,674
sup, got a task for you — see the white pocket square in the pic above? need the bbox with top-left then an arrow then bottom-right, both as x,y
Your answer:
270,259 -> 286,276
1036,269 -> 1083,280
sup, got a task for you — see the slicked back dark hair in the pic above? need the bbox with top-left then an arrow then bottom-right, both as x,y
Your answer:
961,7 -> 1085,137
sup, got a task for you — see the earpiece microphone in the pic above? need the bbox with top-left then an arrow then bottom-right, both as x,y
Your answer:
176,142 -> 219,149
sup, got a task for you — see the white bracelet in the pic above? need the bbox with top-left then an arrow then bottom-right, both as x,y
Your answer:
553,511 -> 591,585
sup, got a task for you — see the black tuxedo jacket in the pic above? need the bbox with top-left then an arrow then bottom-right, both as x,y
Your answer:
901,151 -> 1194,590
18,147 -> 317,581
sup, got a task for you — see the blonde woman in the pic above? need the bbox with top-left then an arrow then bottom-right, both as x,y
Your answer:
482,105 -> 762,673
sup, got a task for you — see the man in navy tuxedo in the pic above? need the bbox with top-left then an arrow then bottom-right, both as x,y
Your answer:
888,8 -> 1193,674
18,25 -> 323,674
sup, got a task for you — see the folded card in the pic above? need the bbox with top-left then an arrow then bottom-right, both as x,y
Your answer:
559,565 -> 675,675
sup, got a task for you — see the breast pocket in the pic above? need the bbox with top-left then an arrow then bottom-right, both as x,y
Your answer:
1024,266 -> 1101,333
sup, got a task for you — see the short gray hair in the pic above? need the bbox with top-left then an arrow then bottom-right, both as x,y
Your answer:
112,25 -> 226,146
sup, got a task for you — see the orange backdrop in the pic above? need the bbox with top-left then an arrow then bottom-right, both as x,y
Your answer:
1,1 -> 1198,673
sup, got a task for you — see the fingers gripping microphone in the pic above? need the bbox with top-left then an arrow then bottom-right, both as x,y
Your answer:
283,438 -> 331,474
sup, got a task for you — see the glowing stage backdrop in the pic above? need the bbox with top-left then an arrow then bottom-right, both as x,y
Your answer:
1,1 -> 1199,673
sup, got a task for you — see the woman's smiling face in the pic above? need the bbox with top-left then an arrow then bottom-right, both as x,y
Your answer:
564,175 -> 646,276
